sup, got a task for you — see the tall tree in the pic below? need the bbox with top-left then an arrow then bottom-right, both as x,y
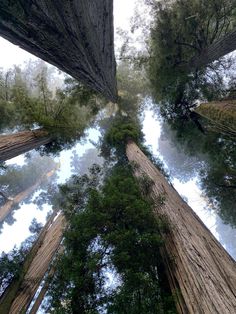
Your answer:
0,129 -> 51,162
104,116 -> 236,313
0,211 -> 65,314
43,165 -> 174,313
0,67 -> 103,161
126,140 -> 236,313
0,163 -> 58,223
0,0 -> 117,101
189,27 -> 236,70
147,0 -> 236,120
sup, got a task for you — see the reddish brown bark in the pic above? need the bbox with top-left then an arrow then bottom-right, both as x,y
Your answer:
0,212 -> 65,314
0,1 -> 117,101
28,264 -> 56,314
126,140 -> 236,314
0,129 -> 51,162
195,100 -> 236,137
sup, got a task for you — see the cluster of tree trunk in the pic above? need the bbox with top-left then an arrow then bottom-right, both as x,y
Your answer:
126,140 -> 236,314
0,211 -> 65,314
0,1 -> 236,312
1,141 -> 236,313
0,0 -> 117,101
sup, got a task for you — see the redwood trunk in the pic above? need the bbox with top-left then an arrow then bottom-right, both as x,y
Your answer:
195,100 -> 236,137
0,168 -> 57,223
28,265 -> 55,314
0,1 -> 117,101
0,129 -> 51,162
126,140 -> 236,314
0,212 -> 65,314
189,28 -> 236,69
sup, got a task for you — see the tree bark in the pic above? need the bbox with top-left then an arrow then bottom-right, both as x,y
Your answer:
29,251 -> 60,314
0,129 -> 51,162
0,212 -> 65,314
195,100 -> 236,137
189,28 -> 236,69
0,1 -> 117,102
0,167 -> 57,223
126,140 -> 236,314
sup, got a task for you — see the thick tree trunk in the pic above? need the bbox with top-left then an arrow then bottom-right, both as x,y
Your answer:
0,1 -> 117,102
0,167 -> 57,223
189,28 -> 236,69
195,100 -> 236,137
126,140 -> 236,314
0,212 -> 65,314
0,129 -> 51,162
28,264 -> 56,314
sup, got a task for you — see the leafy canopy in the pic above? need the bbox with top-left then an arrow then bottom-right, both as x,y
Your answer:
46,164 -> 175,313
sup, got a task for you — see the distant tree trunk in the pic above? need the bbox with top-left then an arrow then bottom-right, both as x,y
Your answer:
0,167 -> 57,223
0,1 -> 117,101
195,100 -> 236,137
189,28 -> 236,69
126,140 -> 236,314
0,212 -> 65,314
0,129 -> 51,162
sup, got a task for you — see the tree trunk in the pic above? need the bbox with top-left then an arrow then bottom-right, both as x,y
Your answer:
28,279 -> 50,314
189,28 -> 236,69
0,212 -> 65,314
126,140 -> 236,314
0,129 -> 51,162
195,100 -> 236,137
0,167 -> 57,223
29,252 -> 60,314
0,1 -> 117,102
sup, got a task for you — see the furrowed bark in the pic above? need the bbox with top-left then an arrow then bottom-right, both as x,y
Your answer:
0,129 -> 51,162
28,246 -> 64,314
0,167 -> 57,223
0,1 -> 117,101
0,212 -> 65,314
126,140 -> 236,314
189,28 -> 236,69
28,264 -> 56,314
195,100 -> 236,137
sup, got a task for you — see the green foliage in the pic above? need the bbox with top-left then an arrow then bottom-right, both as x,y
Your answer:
0,62 -> 104,155
105,117 -> 141,147
0,219 -> 43,297
100,115 -> 144,162
46,165 -> 176,313
160,117 -> 236,227
0,249 -> 24,297
147,0 -> 236,119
